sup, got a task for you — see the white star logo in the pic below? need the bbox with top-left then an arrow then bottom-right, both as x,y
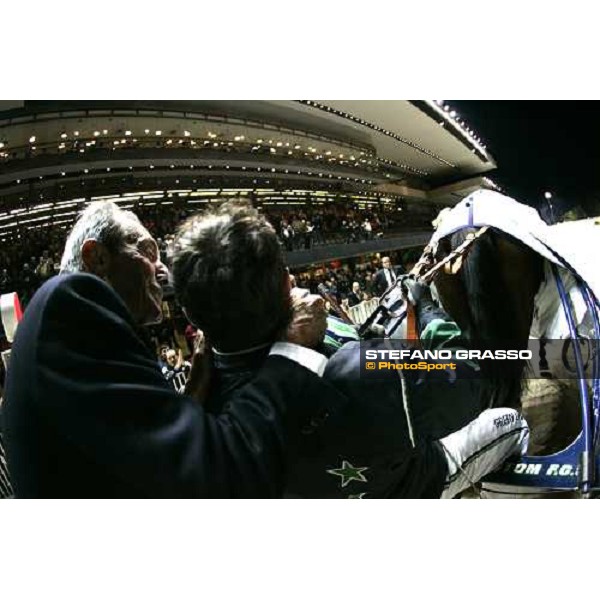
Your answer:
327,460 -> 368,488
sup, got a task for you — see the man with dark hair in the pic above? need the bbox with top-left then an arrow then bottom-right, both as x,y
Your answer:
173,202 -> 337,414
173,202 -> 292,353
157,344 -> 170,371
2,200 -> 333,498
162,348 -> 191,394
172,201 -> 530,498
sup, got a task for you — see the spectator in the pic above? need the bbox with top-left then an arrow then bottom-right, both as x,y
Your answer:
0,269 -> 11,293
347,282 -> 363,308
161,348 -> 191,394
312,213 -> 324,245
304,220 -> 314,249
36,250 -> 55,282
157,344 -> 170,371
281,221 -> 294,251
363,272 -> 376,297
19,263 -> 36,305
292,216 -> 306,250
373,255 -> 405,296
325,278 -> 339,302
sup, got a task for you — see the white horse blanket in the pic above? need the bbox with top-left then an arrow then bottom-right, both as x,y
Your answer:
432,190 -> 600,379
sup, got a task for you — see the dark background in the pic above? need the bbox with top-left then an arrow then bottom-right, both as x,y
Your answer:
450,101 -> 600,219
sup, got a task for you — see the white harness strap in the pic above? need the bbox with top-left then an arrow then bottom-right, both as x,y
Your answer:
432,190 -> 598,296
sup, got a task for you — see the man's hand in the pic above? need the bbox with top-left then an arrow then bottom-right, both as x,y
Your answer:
284,288 -> 328,349
184,330 -> 212,405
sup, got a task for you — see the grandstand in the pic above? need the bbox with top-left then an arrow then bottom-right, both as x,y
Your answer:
0,100 -> 498,306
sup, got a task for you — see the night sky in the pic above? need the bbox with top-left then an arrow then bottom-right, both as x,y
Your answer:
449,101 -> 600,217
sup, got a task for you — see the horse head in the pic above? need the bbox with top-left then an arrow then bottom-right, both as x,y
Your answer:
433,227 -> 545,409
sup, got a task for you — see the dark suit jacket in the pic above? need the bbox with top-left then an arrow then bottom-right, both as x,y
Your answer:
308,340 -> 487,498
346,292 -> 362,308
207,345 -> 451,498
374,266 -> 405,296
2,273 -> 330,498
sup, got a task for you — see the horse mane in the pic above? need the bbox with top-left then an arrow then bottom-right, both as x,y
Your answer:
449,228 -> 544,409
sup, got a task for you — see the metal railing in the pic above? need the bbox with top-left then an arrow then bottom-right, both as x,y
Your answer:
347,297 -> 380,325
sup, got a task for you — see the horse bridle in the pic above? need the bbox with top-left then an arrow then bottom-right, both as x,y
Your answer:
415,220 -> 600,494
368,191 -> 600,493
357,225 -> 489,339
365,224 -> 492,451
409,226 -> 490,283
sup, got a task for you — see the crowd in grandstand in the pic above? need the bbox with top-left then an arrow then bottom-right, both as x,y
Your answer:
269,205 -> 389,250
0,229 -> 64,306
134,201 -> 411,252
0,201 -> 425,307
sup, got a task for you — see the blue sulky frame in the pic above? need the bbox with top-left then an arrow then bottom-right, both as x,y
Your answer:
483,264 -> 600,496
373,193 -> 600,496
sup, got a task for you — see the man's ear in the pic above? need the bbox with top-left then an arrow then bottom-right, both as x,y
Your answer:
81,239 -> 111,277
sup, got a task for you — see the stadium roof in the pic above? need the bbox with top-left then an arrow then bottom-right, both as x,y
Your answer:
0,100 -> 500,238
0,100 -> 494,184
300,100 -> 494,179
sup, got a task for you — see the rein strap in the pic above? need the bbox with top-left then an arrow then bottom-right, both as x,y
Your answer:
402,226 -> 489,343
411,226 -> 489,283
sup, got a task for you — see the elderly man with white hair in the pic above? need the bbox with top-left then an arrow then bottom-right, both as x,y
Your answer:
1,201 -> 331,498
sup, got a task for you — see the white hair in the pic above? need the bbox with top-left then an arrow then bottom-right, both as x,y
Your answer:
60,201 -> 143,274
